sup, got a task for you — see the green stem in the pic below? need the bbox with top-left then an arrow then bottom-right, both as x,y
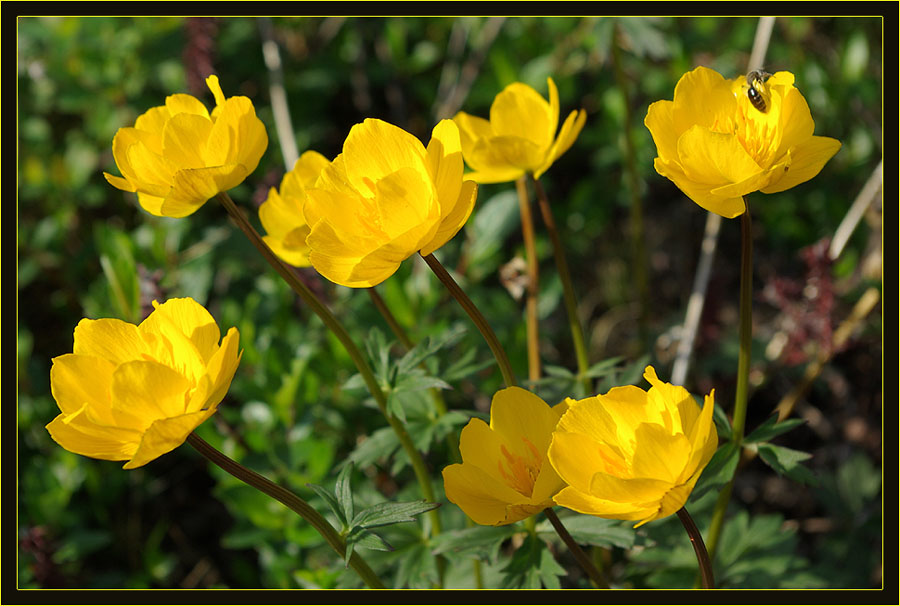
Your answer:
214,192 -> 441,539
421,252 -> 517,388
543,508 -> 608,589
529,175 -> 591,396
704,201 -> 754,563
677,507 -> 715,589
187,432 -> 385,589
515,176 -> 542,383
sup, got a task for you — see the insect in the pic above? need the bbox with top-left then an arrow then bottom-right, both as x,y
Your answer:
745,70 -> 772,113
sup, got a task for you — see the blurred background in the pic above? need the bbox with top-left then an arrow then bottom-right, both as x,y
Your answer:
17,16 -> 882,589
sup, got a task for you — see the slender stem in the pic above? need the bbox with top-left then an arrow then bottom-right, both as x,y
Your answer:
214,192 -> 441,538
421,252 -> 517,388
543,508 -> 608,589
515,176 -> 542,383
187,432 -> 385,589
677,507 -> 715,589
731,206 -> 754,443
529,175 -> 591,396
704,201 -> 754,563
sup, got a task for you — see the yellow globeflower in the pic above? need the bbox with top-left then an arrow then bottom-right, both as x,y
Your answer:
548,366 -> 717,527
442,387 -> 567,526
303,118 -> 477,288
645,66 -> 841,218
104,75 -> 268,218
453,77 -> 586,183
259,150 -> 331,267
46,298 -> 242,469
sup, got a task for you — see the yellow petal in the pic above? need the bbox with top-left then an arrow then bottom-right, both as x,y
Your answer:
161,164 -> 249,217
72,318 -> 148,365
45,412 -> 139,462
672,66 -> 736,132
201,326 -> 242,410
442,462 -> 540,526
141,297 -> 221,364
535,108 -> 586,180
426,119 -> 464,218
206,74 -> 226,107
760,136 -> 842,194
629,424 -> 692,483
372,167 -> 438,239
124,139 -> 178,197
453,111 -> 494,157
654,157 -> 747,218
552,485 -> 657,521
457,417 -> 509,484
588,472 -> 673,504
490,82 -> 554,151
137,192 -> 167,216
677,125 -> 762,186
549,429 -> 622,493
645,99 -> 679,163
123,410 -> 213,469
419,179 -> 477,257
49,354 -> 116,420
263,232 -> 312,267
259,188 -> 298,239
165,93 -> 210,119
490,387 -> 560,457
342,118 -> 429,196
291,150 -> 331,188
103,172 -> 137,193
110,360 -> 192,421
134,106 -> 171,148
162,113 -> 214,169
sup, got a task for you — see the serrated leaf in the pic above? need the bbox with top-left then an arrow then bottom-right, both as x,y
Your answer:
585,356 -> 624,378
335,464 -> 354,524
744,415 -> 806,444
394,541 -> 439,589
341,373 -> 368,392
713,402 -> 733,439
443,349 -> 495,382
306,482 -> 347,529
350,500 -> 440,530
543,364 -> 575,379
346,426 -> 400,468
396,324 -> 467,374
538,546 -> 566,589
691,441 -> 740,500
344,527 -> 393,568
537,514 -> 635,549
431,525 -> 517,561
757,443 -> 818,485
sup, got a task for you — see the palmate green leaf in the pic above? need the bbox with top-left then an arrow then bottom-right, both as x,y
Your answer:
394,541 -> 439,589
756,442 -> 818,486
536,514 -> 635,549
743,414 -> 807,444
500,533 -> 563,589
345,426 -> 400,469
343,527 -> 393,567
395,323 -> 467,374
691,441 -> 741,500
430,525 -> 518,561
350,500 -> 441,530
335,464 -> 354,524
305,482 -> 347,530
442,347 -> 496,382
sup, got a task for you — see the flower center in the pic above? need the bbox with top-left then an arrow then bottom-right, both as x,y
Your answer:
734,104 -> 778,168
498,437 -> 542,498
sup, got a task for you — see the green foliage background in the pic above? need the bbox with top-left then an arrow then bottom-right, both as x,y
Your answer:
17,16 -> 882,589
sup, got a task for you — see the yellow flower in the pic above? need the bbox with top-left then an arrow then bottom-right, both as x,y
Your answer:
45,298 -> 242,469
303,118 -> 477,288
645,66 -> 841,218
548,366 -> 717,527
442,387 -> 567,526
259,150 -> 331,267
453,77 -> 586,183
104,75 -> 268,218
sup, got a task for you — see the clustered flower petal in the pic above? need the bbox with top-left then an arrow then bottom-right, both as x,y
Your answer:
46,298 -> 242,469
303,118 -> 477,288
259,150 -> 331,267
453,77 -> 586,183
548,366 -> 718,527
442,387 -> 567,526
645,66 -> 841,218
104,75 -> 268,218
